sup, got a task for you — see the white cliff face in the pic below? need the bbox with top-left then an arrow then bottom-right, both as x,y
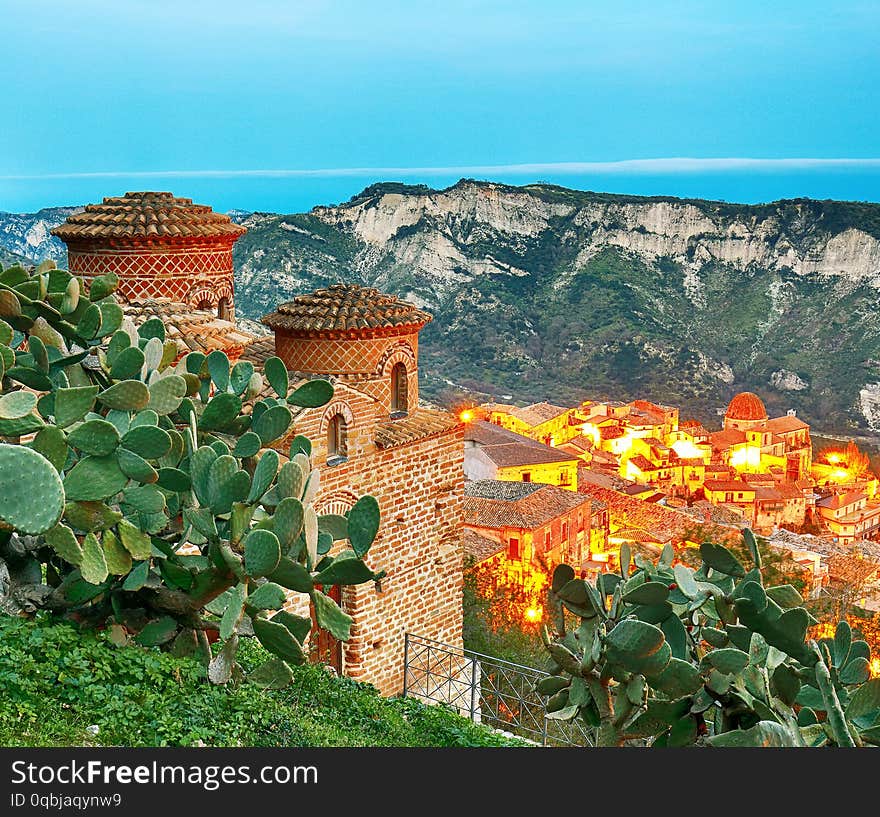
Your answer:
860,384 -> 880,431
0,207 -> 79,264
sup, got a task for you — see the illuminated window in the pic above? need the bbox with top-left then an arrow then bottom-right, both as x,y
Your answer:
390,362 -> 408,414
544,530 -> 551,549
562,521 -> 568,539
327,413 -> 348,463
507,537 -> 521,559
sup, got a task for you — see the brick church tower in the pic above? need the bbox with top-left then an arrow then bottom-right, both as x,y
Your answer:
51,191 -> 246,320
259,284 -> 464,695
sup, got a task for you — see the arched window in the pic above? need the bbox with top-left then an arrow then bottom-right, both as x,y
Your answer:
390,362 -> 408,415
218,297 -> 231,321
327,413 -> 348,462
196,299 -> 213,311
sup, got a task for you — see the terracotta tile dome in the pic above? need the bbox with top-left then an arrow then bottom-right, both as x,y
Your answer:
725,391 -> 768,421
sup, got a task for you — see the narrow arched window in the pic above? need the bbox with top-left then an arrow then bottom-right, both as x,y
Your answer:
327,413 -> 348,462
218,297 -> 231,321
390,362 -> 408,414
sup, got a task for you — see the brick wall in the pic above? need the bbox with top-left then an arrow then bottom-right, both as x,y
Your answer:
65,239 -> 236,316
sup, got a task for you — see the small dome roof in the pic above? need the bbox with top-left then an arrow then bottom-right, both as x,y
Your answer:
261,283 -> 432,335
51,191 -> 247,242
726,391 -> 768,421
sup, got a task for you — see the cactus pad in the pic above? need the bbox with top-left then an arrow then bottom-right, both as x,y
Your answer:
0,443 -> 65,534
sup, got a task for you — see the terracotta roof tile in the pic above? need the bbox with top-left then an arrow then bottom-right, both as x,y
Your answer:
261,284 -> 432,335
464,529 -> 504,563
507,401 -> 570,426
122,299 -> 256,360
766,416 -> 810,434
464,480 -> 593,529
374,408 -> 461,448
51,192 -> 247,242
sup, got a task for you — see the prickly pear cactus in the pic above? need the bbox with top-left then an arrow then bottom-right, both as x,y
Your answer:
0,262 -> 384,686
538,532 -> 880,746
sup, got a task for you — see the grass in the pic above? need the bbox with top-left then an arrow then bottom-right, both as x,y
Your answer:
0,615 -> 526,748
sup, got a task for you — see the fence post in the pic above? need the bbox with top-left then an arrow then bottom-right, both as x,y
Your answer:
402,632 -> 410,698
469,655 -> 478,722
542,714 -> 548,747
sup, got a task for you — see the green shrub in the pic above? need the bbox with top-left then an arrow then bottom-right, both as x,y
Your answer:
0,615 -> 524,748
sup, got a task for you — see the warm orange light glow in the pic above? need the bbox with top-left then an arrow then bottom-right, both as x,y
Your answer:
831,468 -> 850,481
827,453 -> 841,464
671,439 -> 705,460
524,606 -> 543,623
871,658 -> 880,679
730,444 -> 761,470
459,409 -> 474,423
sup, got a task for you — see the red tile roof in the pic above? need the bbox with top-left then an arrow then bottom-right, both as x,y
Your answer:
465,420 -> 577,468
726,391 -> 768,421
51,192 -> 247,241
464,480 -> 593,529
374,408 -> 461,448
766,415 -> 810,434
463,529 -> 504,563
261,284 -> 432,335
507,401 -> 570,426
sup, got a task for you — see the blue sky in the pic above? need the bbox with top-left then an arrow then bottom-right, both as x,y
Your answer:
2,1 -> 879,212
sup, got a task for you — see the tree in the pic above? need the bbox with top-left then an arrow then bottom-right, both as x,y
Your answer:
537,531 -> 880,747
0,262 -> 382,688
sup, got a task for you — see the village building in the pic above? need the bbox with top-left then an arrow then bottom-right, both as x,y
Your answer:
463,419 -> 579,490
463,479 -> 608,572
477,401 -> 578,447
53,195 -> 465,697
815,491 -> 880,547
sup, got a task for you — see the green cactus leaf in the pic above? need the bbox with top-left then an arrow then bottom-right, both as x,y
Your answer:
229,360 -> 255,396
27,335 -> 49,373
347,495 -> 380,557
0,443 -> 65,534
207,454 -> 247,514
253,617 -> 306,665
848,640 -> 871,663
269,557 -> 314,593
120,425 -> 172,460
536,676 -> 570,696
274,497 -> 305,549
54,385 -> 99,428
44,523 -> 84,566
135,616 -> 178,647
208,632 -> 239,682
183,507 -> 217,541
0,289 -> 22,318
247,582 -> 287,611
270,611 -> 310,644
649,657 -> 702,697
88,272 -> 119,302
147,375 -> 187,416
312,589 -> 353,641
158,559 -> 193,591
102,530 -> 133,575
63,500 -> 122,532
701,626 -> 729,647
700,541 -> 745,577
765,584 -> 803,609
80,532 -> 109,585
660,613 -> 688,659
288,379 -> 334,408
63,574 -> 109,605
770,662 -> 802,706
247,448 -> 278,503
220,585 -> 246,640
232,431 -> 261,459
66,419 -> 120,456
839,657 -> 870,685
264,356 -> 289,399
5,366 -> 52,391
63,454 -> 127,501
110,345 -> 146,380
833,620 -> 852,668
605,619 -> 670,675
248,658 -> 294,689
0,390 -> 37,419
98,380 -> 150,411
122,485 -> 166,514
288,434 -> 311,458
206,350 -> 231,392
190,445 -> 218,505
0,319 -> 12,346
98,302 -> 123,337
200,392 -> 242,431
116,447 -> 159,484
846,678 -> 880,720
706,720 -> 796,747
118,519 -> 153,560
317,513 -> 349,541
105,330 -> 130,366
622,581 -> 670,606
76,303 -> 102,341
316,530 -> 333,556
276,460 -> 304,500
156,467 -> 191,492
137,317 -> 165,342
0,412 -> 45,436
315,555 -> 379,586
244,529 -> 282,577
254,404 -> 292,445
703,647 -> 750,675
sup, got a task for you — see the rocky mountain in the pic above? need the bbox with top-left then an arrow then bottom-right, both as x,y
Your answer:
0,206 -> 79,264
4,182 -> 880,432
